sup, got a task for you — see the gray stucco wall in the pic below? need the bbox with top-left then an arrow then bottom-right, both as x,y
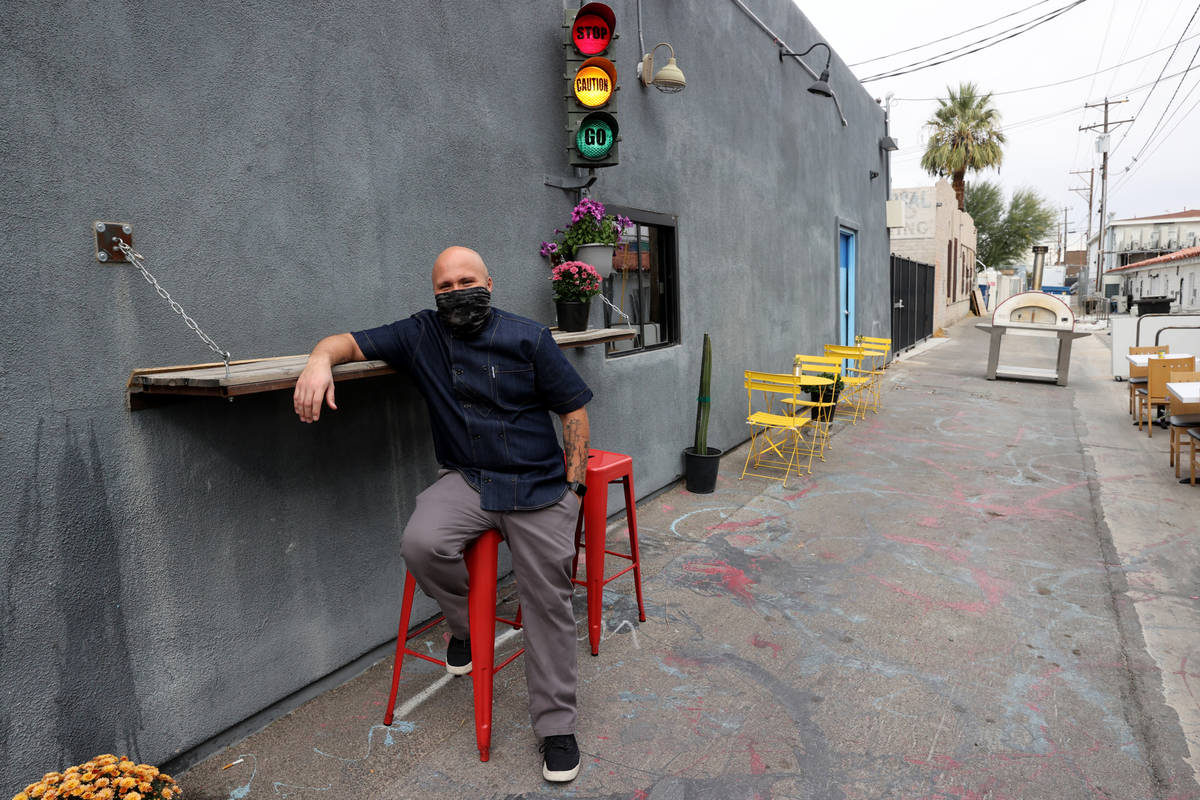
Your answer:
0,0 -> 889,787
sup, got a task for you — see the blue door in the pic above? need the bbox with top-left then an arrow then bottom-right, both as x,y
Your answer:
839,229 -> 856,346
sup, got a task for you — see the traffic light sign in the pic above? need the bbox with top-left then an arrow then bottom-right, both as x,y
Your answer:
564,3 -> 619,168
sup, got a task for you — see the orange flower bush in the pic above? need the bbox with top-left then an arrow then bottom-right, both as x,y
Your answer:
11,755 -> 180,800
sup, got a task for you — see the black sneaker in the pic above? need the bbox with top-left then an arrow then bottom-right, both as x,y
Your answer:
540,734 -> 580,782
445,636 -> 471,676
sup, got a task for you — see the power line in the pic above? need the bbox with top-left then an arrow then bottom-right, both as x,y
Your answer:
1073,0 -> 1120,172
859,0 -> 1090,83
890,63 -> 1200,175
1112,68 -> 1200,191
891,61 -> 1200,162
848,0 -> 1055,67
1111,1 -> 1200,154
890,31 -> 1200,100
890,103 -> 1086,162
861,0 -> 1086,82
1139,67 -> 1200,149
1118,35 -> 1200,169
1104,0 -> 1152,96
1113,90 -> 1200,192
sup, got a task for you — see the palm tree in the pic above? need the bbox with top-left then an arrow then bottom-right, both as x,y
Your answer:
920,83 -> 1005,211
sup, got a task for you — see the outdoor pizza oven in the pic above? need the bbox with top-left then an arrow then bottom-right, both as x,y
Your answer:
992,291 -> 1075,330
977,291 -> 1088,386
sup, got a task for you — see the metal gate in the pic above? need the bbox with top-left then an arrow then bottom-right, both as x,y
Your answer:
891,254 -> 934,352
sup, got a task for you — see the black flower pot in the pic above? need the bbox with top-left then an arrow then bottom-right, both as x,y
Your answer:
683,446 -> 723,493
555,299 -> 591,332
807,388 -> 840,422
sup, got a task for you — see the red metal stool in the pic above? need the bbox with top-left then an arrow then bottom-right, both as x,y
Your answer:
382,529 -> 523,762
571,449 -> 647,656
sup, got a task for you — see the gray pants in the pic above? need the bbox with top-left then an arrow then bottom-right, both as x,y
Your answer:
401,470 -> 580,738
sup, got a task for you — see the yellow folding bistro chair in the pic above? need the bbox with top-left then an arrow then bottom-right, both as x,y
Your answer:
783,355 -> 842,463
854,335 -> 892,413
823,344 -> 872,422
741,370 -> 817,487
855,335 -> 892,369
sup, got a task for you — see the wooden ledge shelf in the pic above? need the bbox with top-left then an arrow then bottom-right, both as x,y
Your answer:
127,327 -> 636,411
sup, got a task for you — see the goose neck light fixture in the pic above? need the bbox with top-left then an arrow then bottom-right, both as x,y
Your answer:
778,41 -> 833,97
639,42 -> 686,93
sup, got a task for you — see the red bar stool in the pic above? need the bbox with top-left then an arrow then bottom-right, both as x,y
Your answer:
382,529 -> 524,762
571,449 -> 647,656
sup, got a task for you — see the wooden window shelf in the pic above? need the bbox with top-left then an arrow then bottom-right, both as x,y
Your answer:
126,327 -> 636,410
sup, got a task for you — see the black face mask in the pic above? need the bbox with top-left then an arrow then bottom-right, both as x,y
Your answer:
435,286 -> 493,338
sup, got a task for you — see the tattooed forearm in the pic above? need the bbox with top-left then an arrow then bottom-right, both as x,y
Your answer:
561,407 -> 590,483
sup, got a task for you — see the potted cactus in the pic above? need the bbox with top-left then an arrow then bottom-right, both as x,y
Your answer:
682,332 -> 722,493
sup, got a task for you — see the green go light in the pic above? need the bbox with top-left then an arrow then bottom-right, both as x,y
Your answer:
576,114 -> 617,160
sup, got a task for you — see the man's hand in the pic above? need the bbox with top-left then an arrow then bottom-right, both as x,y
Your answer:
294,356 -> 337,422
293,333 -> 366,423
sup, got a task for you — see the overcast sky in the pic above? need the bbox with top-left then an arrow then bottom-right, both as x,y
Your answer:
800,0 -> 1200,249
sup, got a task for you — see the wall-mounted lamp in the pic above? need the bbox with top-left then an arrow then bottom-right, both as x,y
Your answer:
778,41 -> 832,97
880,136 -> 899,152
639,42 -> 686,94
869,170 -> 880,180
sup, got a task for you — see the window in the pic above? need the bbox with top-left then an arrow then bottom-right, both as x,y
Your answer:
960,243 -> 974,297
603,207 -> 679,356
946,241 -> 956,301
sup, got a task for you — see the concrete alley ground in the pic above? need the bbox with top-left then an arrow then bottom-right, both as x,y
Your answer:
179,316 -> 1200,800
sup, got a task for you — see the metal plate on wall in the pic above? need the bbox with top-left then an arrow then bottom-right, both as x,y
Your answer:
94,221 -> 132,263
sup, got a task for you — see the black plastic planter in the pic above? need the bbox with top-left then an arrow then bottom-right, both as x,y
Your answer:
807,388 -> 840,422
683,446 -> 723,493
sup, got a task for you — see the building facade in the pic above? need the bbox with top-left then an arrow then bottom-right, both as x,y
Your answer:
1106,246 -> 1200,312
1063,249 -> 1086,285
1088,209 -> 1200,276
889,180 -> 978,332
0,0 -> 893,787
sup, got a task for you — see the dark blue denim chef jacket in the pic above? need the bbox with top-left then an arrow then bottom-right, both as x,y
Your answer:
352,308 -> 592,512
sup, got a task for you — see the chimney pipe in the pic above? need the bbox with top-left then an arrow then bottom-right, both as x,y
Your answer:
1031,245 -> 1049,291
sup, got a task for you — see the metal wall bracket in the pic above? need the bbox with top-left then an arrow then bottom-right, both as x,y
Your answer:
544,170 -> 597,192
94,221 -> 133,263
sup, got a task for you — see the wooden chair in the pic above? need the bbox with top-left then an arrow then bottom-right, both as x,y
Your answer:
1128,345 -> 1169,417
1188,428 -> 1200,485
1166,370 -> 1200,478
1135,356 -> 1194,437
741,370 -> 817,486
784,355 -> 842,463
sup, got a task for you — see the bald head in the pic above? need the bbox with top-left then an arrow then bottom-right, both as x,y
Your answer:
432,246 -> 492,294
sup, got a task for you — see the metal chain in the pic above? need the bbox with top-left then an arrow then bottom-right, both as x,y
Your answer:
116,240 -> 232,376
598,291 -> 632,326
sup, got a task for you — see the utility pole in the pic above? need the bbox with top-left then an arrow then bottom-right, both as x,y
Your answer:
1069,168 -> 1094,290
1080,98 -> 1132,296
1059,206 -> 1069,264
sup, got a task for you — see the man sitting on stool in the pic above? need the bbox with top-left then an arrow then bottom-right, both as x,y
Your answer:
294,246 -> 591,782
